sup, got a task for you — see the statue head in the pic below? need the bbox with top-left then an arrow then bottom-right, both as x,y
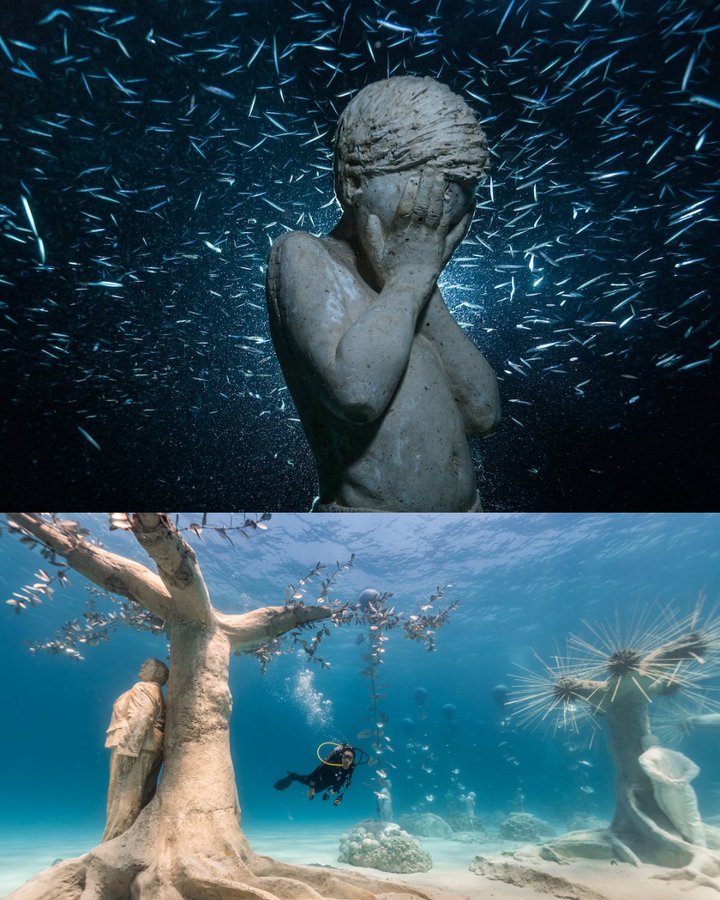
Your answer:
333,76 -> 489,210
139,658 -> 169,685
641,733 -> 660,751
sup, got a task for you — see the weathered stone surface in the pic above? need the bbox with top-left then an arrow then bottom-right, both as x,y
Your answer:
498,812 -> 556,842
398,812 -> 453,838
339,820 -> 432,873
102,659 -> 168,841
566,813 -> 608,833
267,76 -> 499,512
469,854 -> 612,900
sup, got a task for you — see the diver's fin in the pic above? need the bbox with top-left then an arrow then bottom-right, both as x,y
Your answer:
273,772 -> 296,791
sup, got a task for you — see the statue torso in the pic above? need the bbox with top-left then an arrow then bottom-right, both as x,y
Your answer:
267,232 -> 477,512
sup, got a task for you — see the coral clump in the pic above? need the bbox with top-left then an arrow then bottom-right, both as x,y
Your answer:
499,812 -> 555,842
338,820 -> 432,873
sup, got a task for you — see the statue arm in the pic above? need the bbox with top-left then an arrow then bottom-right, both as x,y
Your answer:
421,288 -> 500,434
268,232 -> 435,424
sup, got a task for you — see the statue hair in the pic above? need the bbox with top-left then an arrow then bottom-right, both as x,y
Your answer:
144,658 -> 169,684
333,76 -> 489,207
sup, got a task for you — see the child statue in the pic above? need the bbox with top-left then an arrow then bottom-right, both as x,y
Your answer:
267,76 -> 500,512
102,658 -> 169,841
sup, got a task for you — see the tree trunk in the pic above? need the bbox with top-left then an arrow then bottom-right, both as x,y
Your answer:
606,699 -> 664,836
9,619 -> 439,900
542,690 -> 719,878
603,696 -> 693,866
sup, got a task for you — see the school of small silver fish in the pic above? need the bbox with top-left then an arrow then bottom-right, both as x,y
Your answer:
1,0 -> 717,508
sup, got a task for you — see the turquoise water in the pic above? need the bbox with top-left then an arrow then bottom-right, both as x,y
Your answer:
2,513 -> 720,888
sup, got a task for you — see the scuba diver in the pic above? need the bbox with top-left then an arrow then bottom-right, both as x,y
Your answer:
273,743 -> 363,806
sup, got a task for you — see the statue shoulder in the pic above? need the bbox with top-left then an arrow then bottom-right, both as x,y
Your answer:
269,230 -> 327,269
267,231 -> 336,313
134,681 -> 163,704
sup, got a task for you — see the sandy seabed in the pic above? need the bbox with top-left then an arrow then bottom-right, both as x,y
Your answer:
2,821 -> 718,899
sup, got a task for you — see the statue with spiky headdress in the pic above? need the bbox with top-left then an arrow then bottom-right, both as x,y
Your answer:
509,605 -> 720,890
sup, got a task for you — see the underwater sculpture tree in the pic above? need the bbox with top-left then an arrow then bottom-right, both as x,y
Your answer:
4,514 -> 441,900
512,607 -> 720,890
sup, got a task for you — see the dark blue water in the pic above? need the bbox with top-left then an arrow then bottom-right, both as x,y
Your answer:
2,512 -> 719,843
1,0 -> 718,511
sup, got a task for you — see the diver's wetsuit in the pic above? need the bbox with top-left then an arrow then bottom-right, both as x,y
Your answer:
274,752 -> 355,798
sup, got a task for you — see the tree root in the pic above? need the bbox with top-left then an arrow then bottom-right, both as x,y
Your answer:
607,833 -> 641,867
536,828 -> 626,863
7,845 -> 440,900
5,856 -> 89,900
522,813 -> 720,895
626,790 -> 720,891
469,855 -> 612,900
652,864 -> 720,893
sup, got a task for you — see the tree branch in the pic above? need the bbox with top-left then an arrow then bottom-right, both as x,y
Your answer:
556,676 -> 609,705
6,514 -> 173,621
645,632 -> 711,671
130,514 -> 215,626
550,675 -> 608,709
217,604 -> 333,651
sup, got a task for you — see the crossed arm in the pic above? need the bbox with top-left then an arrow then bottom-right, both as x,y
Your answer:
269,231 -> 437,424
421,288 -> 500,434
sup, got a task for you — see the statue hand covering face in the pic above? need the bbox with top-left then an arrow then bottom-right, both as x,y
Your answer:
266,76 -> 500,512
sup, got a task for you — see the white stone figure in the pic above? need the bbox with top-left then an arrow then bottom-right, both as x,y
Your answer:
638,736 -> 706,847
102,658 -> 169,841
464,790 -> 477,826
267,76 -> 500,512
377,775 -> 394,821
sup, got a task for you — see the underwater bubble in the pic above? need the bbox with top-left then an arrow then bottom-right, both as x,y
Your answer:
288,668 -> 333,730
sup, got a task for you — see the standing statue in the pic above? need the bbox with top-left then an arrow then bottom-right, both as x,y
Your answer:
464,790 -> 477,827
102,658 -> 169,841
377,773 -> 394,821
267,76 -> 500,512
